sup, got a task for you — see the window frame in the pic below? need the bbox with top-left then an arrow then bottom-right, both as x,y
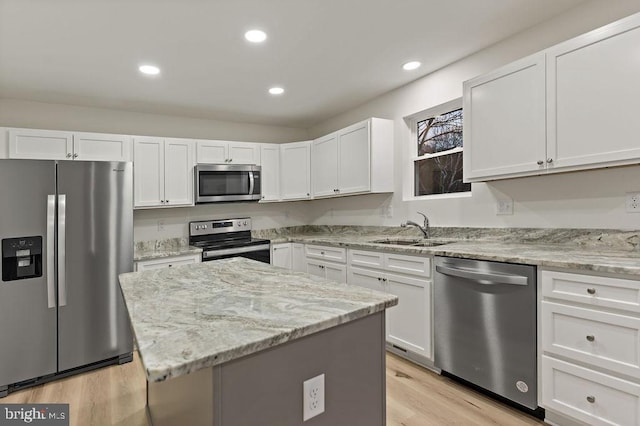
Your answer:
403,97 -> 471,201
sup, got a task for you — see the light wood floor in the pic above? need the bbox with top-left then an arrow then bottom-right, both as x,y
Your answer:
4,352 -> 543,426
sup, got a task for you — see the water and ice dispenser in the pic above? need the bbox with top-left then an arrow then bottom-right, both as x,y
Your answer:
1,236 -> 43,281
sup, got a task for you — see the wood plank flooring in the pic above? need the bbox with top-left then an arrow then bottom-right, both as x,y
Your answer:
3,352 -> 543,425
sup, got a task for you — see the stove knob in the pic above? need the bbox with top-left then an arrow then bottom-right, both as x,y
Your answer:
243,220 -> 248,226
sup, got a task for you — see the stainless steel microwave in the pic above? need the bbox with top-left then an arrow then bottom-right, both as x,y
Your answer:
195,164 -> 261,203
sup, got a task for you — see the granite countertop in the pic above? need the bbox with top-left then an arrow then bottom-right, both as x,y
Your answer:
118,258 -> 398,382
257,226 -> 640,276
134,237 -> 202,261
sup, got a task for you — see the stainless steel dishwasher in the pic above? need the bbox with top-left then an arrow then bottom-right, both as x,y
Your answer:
434,256 -> 538,411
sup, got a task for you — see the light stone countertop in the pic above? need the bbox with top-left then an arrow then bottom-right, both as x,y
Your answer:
118,257 -> 398,382
259,226 -> 640,276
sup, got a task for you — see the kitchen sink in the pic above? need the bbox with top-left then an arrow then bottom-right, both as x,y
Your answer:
371,239 -> 449,247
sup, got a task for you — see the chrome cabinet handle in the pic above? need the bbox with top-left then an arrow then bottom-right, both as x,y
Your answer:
306,193 -> 310,196
168,264 -> 173,268
382,278 -> 387,282
586,396 -> 595,404
320,251 -> 325,255
537,160 -> 544,165
586,335 -> 595,342
547,158 -> 553,163
587,288 -> 596,295
165,200 -> 169,203
377,277 -> 381,281
66,153 -> 72,158
73,153 -> 78,158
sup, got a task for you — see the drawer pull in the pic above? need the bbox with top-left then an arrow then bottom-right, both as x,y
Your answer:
587,288 -> 596,295
586,335 -> 595,342
320,251 -> 325,255
586,395 -> 596,404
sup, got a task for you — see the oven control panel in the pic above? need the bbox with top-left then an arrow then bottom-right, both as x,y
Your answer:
190,218 -> 252,236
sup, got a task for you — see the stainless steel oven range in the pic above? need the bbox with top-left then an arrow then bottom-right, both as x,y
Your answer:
189,218 -> 270,264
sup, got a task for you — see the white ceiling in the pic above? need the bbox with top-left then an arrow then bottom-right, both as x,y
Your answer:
0,0 -> 584,128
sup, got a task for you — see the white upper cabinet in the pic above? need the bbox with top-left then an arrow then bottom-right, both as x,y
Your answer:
280,141 -> 311,200
311,118 -> 393,198
546,15 -> 640,172
73,132 -> 132,161
311,133 -> 338,197
8,128 -> 131,162
196,140 -> 260,165
134,137 -> 194,208
464,12 -> 640,182
260,144 -> 280,201
463,54 -> 546,181
163,138 -> 195,206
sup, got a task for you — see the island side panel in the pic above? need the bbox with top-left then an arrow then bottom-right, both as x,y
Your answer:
213,312 -> 386,426
147,366 -> 214,426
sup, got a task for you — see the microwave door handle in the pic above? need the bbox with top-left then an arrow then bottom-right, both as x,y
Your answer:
248,171 -> 255,195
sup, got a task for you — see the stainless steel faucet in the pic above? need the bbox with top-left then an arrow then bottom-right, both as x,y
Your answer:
401,211 -> 430,238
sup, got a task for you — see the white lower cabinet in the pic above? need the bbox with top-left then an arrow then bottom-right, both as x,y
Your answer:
305,244 -> 347,283
135,254 -> 201,271
291,243 -> 306,272
348,249 -> 432,361
271,243 -> 292,269
540,269 -> 640,425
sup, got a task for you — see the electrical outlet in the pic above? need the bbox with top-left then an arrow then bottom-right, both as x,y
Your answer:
627,192 -> 640,213
496,199 -> 513,215
157,220 -> 165,231
303,374 -> 325,421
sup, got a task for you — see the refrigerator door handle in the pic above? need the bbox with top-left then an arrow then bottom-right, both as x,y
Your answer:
58,194 -> 67,307
47,194 -> 56,309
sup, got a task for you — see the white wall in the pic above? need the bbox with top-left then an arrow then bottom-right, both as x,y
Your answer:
0,98 -> 307,142
306,0 -> 640,230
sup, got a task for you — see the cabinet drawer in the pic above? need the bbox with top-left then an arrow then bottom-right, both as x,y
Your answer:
541,301 -> 640,379
135,254 -> 201,271
541,270 -> 640,314
305,245 -> 346,263
348,249 -> 384,269
385,253 -> 430,278
542,356 -> 640,426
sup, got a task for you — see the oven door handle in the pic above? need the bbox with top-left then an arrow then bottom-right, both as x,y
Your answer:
248,171 -> 255,195
203,244 -> 270,259
435,265 -> 528,286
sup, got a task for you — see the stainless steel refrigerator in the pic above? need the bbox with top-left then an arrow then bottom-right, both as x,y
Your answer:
0,159 -> 133,397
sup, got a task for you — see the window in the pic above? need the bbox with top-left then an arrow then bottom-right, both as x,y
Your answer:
409,99 -> 470,197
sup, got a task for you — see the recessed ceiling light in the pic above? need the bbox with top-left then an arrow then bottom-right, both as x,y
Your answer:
402,61 -> 421,71
245,30 -> 267,43
139,65 -> 160,75
269,87 -> 284,95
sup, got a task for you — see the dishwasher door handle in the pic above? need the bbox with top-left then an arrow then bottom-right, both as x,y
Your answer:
435,265 -> 528,286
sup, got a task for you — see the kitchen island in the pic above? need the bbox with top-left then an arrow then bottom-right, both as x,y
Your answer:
118,257 -> 398,426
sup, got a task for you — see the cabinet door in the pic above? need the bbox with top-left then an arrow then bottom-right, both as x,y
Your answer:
8,128 -> 73,160
134,137 -> 164,208
73,132 -> 132,161
463,53 -> 546,181
228,142 -> 260,165
196,140 -> 228,163
271,243 -> 292,269
338,121 -> 370,194
325,262 -> 347,283
347,266 -> 384,291
260,144 -> 280,201
292,243 -> 306,272
280,141 -> 311,200
547,17 -> 640,171
164,138 -> 194,206
306,260 -> 326,278
311,133 -> 338,197
385,273 -> 432,359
